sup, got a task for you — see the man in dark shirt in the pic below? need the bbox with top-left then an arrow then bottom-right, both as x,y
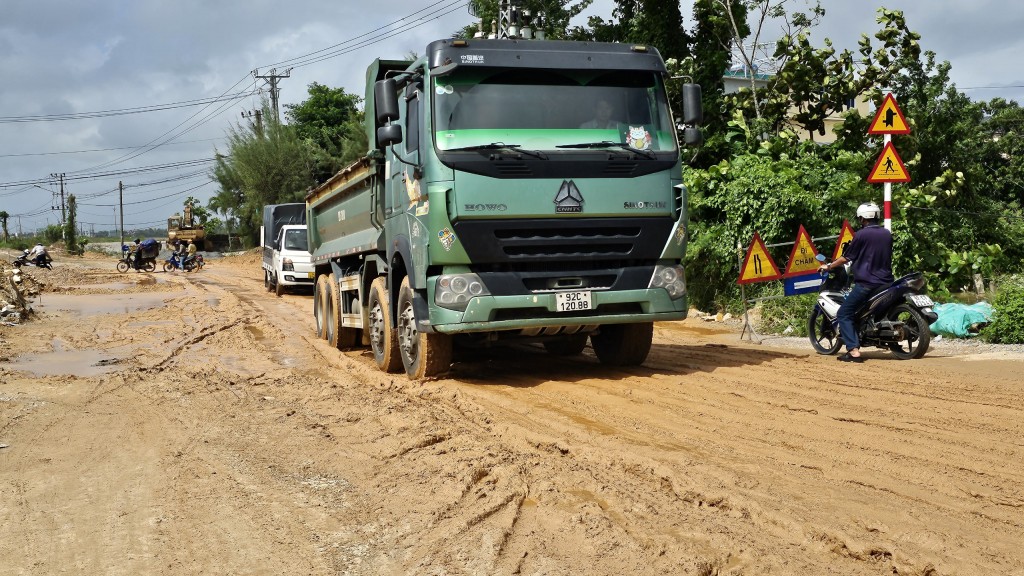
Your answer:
818,202 -> 894,362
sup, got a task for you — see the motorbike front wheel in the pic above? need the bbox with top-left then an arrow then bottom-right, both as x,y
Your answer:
116,260 -> 130,273
807,305 -> 842,355
887,304 -> 931,360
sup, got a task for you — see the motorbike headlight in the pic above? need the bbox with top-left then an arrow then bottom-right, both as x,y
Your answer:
436,273 -> 490,311
649,264 -> 687,300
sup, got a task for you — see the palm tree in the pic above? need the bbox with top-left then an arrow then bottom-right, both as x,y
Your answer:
0,210 -> 10,242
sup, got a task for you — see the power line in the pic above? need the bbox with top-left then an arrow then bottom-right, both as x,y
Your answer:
0,91 -> 259,124
0,136 -> 226,158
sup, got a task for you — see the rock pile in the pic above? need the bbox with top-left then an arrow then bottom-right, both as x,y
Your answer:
1,262 -> 34,325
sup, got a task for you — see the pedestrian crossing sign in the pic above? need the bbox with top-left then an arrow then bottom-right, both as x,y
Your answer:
868,93 -> 911,135
737,231 -> 782,284
867,142 -> 910,183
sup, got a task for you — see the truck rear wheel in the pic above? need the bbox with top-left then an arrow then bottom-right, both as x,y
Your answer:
397,276 -> 452,379
591,322 -> 653,367
368,278 -> 402,373
314,274 -> 329,340
327,273 -> 359,349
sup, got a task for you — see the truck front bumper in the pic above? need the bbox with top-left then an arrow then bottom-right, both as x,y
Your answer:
427,288 -> 687,334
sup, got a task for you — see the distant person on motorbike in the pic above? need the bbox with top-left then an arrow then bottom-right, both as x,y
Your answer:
183,239 -> 197,270
818,202 -> 894,363
26,242 -> 49,266
131,238 -> 143,270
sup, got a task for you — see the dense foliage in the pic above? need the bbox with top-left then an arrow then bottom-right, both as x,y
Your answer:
981,276 -> 1024,344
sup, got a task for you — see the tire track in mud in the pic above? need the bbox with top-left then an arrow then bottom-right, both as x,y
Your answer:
187,261 -> 1024,575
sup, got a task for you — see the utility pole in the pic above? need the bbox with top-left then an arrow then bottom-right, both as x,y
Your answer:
51,172 -> 66,224
253,67 -> 292,121
241,109 -> 264,136
119,181 -> 125,248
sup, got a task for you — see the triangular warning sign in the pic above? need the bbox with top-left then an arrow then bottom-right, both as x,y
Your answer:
868,142 -> 911,183
783,225 -> 821,277
831,219 -> 856,261
737,231 -> 782,285
868,93 -> 910,135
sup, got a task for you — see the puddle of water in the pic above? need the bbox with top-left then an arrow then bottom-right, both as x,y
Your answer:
35,292 -> 181,317
4,340 -> 122,377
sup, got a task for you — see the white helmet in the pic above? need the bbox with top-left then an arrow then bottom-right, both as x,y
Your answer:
856,202 -> 881,220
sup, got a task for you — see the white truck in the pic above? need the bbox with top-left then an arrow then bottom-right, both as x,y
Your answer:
261,203 -> 313,296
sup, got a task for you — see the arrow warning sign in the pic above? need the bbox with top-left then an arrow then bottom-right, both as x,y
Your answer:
737,232 -> 782,285
868,93 -> 911,135
783,225 -> 821,277
868,142 -> 911,183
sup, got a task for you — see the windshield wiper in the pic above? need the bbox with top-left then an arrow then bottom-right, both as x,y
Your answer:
445,142 -> 547,160
555,141 -> 657,160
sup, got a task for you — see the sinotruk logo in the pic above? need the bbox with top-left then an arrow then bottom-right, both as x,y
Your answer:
554,180 -> 584,213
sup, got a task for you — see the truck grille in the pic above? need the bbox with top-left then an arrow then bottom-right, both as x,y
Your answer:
454,218 -> 674,265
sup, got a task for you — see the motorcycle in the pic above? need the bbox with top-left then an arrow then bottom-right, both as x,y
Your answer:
116,245 -> 156,273
13,250 -> 53,270
808,254 -> 939,360
163,252 -> 198,273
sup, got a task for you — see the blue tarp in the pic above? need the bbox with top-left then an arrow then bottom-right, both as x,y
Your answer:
929,302 -> 994,338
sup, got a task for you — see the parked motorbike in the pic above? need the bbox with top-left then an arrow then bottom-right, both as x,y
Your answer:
116,246 -> 156,273
808,254 -> 938,360
163,252 -> 197,273
13,250 -> 53,270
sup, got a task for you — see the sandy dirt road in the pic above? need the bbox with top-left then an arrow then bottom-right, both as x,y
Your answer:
1,252 -> 1022,576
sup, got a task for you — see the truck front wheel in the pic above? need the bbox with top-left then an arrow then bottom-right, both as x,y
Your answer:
368,278 -> 402,373
591,322 -> 654,367
397,277 -> 452,379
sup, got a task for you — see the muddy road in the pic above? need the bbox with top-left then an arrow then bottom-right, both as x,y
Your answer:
1,252 -> 1022,575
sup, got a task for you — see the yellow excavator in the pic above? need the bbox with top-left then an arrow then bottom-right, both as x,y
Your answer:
166,203 -> 210,250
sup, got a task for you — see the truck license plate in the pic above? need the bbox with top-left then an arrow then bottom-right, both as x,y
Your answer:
556,291 -> 592,312
307,272 -> 315,279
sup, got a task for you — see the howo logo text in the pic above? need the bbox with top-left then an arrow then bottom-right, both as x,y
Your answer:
463,203 -> 508,212
624,201 -> 667,209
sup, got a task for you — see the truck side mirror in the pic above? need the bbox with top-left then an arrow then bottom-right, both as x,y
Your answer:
374,79 -> 400,123
681,84 -> 703,126
682,127 -> 703,148
377,124 -> 403,148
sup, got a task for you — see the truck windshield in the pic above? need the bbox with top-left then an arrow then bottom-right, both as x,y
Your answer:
283,229 -> 308,251
433,68 -> 677,153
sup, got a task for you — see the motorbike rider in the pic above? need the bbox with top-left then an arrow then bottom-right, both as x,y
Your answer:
818,202 -> 894,362
130,238 -> 143,269
26,242 -> 49,266
183,239 -> 197,270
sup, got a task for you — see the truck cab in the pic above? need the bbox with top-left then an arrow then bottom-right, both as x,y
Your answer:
267,224 -> 313,296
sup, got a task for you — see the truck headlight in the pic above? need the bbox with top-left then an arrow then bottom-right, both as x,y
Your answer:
282,258 -> 294,271
436,273 -> 490,311
649,264 -> 686,300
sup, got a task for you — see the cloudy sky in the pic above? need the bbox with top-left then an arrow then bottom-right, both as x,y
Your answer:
1,0 -> 1020,236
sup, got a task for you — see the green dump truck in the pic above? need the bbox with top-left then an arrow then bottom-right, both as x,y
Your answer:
307,38 -> 703,379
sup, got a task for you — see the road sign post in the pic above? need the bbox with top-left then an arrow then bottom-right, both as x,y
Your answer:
868,93 -> 911,230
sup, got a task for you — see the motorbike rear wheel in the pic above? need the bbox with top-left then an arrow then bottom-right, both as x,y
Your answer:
887,304 -> 931,360
807,305 -> 842,355
142,260 -> 156,273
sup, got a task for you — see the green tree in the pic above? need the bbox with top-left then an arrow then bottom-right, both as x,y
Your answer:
211,103 -> 315,244
64,195 -> 81,255
284,83 -> 364,183
0,210 -> 9,242
462,0 -> 594,40
586,0 -> 689,60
